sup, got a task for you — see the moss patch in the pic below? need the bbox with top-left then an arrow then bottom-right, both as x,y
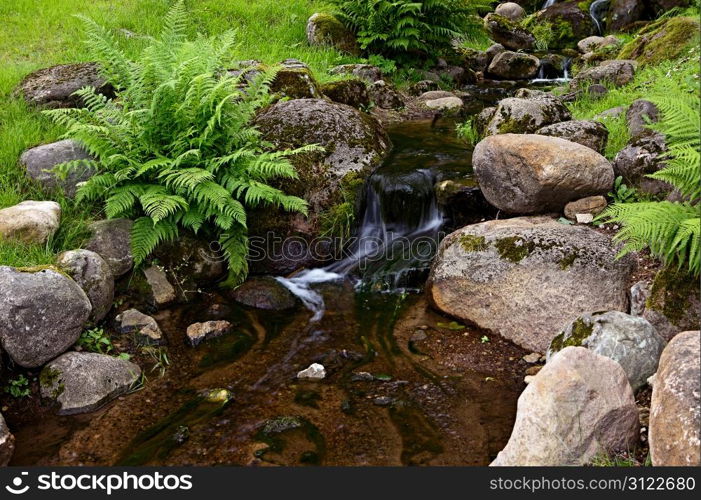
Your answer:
495,236 -> 535,263
646,267 -> 699,326
549,317 -> 595,353
39,367 -> 65,399
558,252 -> 578,270
618,17 -> 701,66
459,234 -> 488,252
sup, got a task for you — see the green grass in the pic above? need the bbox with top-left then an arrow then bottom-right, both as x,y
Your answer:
0,0 -> 355,268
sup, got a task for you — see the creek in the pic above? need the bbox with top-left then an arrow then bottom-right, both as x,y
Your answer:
8,120 -> 526,466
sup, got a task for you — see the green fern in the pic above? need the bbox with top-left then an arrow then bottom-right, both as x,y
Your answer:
600,68 -> 700,275
44,1 -> 316,286
331,0 -> 490,62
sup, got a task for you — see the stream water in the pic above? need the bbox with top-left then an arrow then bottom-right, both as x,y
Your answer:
7,120 -> 526,466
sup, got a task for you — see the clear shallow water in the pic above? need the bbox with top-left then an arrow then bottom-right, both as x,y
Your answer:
8,120 -> 525,466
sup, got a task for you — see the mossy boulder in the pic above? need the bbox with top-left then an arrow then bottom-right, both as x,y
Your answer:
525,1 -> 595,49
252,99 -> 390,274
569,59 -> 637,89
14,62 -> 114,109
535,119 -> 609,154
320,79 -> 369,108
487,51 -> 540,80
427,216 -> 635,352
547,311 -> 665,390
618,16 -> 700,66
481,90 -> 572,136
270,59 -> 323,99
0,266 -> 91,368
608,0 -> 646,32
484,13 -> 536,51
306,13 -> 359,55
642,267 -> 701,341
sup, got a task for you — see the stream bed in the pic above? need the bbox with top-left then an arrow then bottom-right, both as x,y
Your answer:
8,120 -> 527,466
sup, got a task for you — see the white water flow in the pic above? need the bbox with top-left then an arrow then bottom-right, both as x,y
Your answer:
542,0 -> 557,8
530,57 -> 572,84
590,0 -> 609,34
276,168 -> 444,322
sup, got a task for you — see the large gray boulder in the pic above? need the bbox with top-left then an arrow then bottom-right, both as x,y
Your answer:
427,217 -> 635,352
570,60 -> 637,90
487,51 -> 540,80
536,119 -> 609,154
530,1 -> 596,49
14,62 -> 113,108
0,200 -> 61,245
473,134 -> 614,214
491,347 -> 639,465
85,218 -> 134,277
0,413 -> 14,466
547,311 -> 665,390
252,99 -> 390,274
484,13 -> 535,51
481,93 -> 571,136
20,140 -> 95,197
649,331 -> 700,466
40,352 -> 141,415
494,2 -> 526,21
57,249 -> 114,323
0,266 -> 91,368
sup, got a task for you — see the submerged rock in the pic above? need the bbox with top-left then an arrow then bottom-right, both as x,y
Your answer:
20,139 -> 95,197
491,347 -> 639,465
14,62 -> 113,108
297,363 -> 326,380
649,330 -> 701,466
40,352 -> 141,415
547,311 -> 665,390
85,218 -> 134,277
472,134 -> 614,214
0,200 -> 61,245
535,119 -> 608,154
427,217 -> 635,352
186,320 -> 233,347
0,413 -> 15,466
57,249 -> 115,323
0,266 -> 91,368
228,276 -> 298,311
142,266 -> 177,308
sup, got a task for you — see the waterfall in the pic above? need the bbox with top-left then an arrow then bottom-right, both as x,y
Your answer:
530,57 -> 572,84
277,167 -> 444,322
589,0 -> 609,34
542,0 -> 557,8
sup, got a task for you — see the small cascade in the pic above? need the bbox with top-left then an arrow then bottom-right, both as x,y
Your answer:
530,57 -> 572,84
542,0 -> 557,8
276,168 -> 444,322
590,0 -> 609,34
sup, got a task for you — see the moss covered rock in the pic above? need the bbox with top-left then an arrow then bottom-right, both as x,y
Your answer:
642,268 -> 701,341
306,13 -> 359,55
481,91 -> 572,136
270,59 -> 323,99
252,99 -> 390,274
487,51 -> 540,80
526,1 -> 595,49
484,13 -> 536,51
427,216 -> 635,352
535,119 -> 609,154
618,16 -> 700,66
320,79 -> 369,108
570,59 -> 637,89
